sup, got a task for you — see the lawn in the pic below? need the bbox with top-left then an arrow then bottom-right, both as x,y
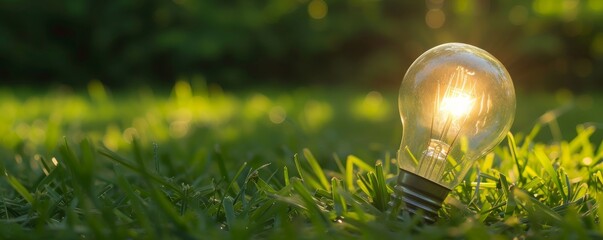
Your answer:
1,80 -> 602,239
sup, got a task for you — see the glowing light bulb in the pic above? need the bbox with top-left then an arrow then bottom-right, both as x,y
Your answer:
391,43 -> 516,222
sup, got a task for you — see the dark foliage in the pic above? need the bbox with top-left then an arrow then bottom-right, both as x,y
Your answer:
0,0 -> 602,91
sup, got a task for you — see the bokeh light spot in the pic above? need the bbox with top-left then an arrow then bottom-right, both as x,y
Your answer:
587,0 -> 603,12
15,123 -> 29,140
533,0 -> 557,15
269,106 -> 287,124
426,9 -> 446,29
453,0 -> 473,14
103,125 -> 121,151
561,0 -> 579,22
170,120 -> 190,138
244,94 -> 271,120
308,0 -> 328,20
352,91 -> 389,122
583,157 -> 593,166
123,127 -> 139,143
302,100 -> 332,132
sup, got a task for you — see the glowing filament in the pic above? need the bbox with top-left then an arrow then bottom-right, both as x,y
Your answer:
438,66 -> 476,120
419,66 -> 477,183
440,89 -> 474,118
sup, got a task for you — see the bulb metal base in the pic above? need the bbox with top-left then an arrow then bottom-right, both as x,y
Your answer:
390,169 -> 451,223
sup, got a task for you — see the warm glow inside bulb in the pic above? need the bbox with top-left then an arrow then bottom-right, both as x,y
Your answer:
438,66 -> 476,119
397,43 -> 515,188
440,90 -> 474,118
392,43 -> 516,222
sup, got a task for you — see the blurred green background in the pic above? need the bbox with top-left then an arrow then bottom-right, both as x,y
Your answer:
0,0 -> 602,164
1,0 -> 603,91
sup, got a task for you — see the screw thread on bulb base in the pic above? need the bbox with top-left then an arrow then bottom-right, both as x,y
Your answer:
389,169 -> 451,223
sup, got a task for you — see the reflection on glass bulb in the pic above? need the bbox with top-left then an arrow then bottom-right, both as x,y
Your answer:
391,43 -> 516,223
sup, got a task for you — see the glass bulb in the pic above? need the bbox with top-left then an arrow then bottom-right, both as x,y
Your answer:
392,43 -> 515,222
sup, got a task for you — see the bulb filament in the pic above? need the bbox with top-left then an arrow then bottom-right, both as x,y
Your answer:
417,66 -> 476,182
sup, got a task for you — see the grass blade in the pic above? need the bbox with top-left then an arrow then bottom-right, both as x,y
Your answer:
345,155 -> 374,191
331,177 -> 346,216
534,146 -> 567,202
507,132 -> 524,183
290,178 -> 329,231
372,162 -> 389,211
303,148 -> 330,191
6,175 -> 33,204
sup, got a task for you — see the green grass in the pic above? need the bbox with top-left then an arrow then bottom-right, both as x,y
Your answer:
0,80 -> 602,239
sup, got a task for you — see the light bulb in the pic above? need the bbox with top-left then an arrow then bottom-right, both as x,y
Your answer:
391,43 -> 516,222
